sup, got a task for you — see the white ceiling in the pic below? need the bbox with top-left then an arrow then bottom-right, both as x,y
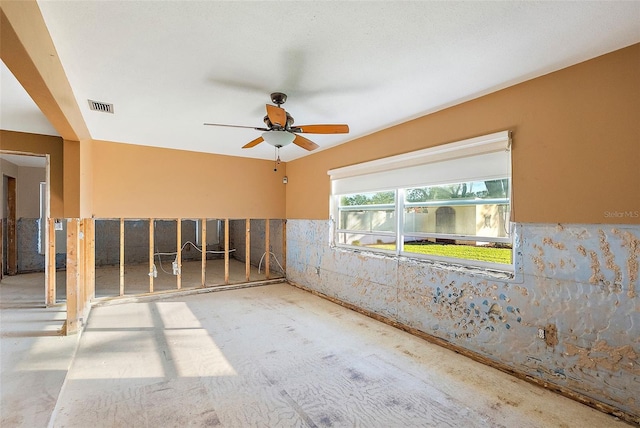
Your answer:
3,1 -> 639,162
0,153 -> 47,168
0,62 -> 60,137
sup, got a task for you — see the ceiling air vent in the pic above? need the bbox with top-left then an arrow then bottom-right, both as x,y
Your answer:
88,99 -> 114,114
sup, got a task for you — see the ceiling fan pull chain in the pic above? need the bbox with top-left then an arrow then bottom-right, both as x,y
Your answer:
274,146 -> 281,172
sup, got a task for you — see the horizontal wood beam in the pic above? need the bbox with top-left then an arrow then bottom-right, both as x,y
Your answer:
0,1 -> 90,141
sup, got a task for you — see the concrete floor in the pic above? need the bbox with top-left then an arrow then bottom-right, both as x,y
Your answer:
0,272 -> 78,427
50,258 -> 283,301
1,273 -> 630,427
93,258 -> 282,298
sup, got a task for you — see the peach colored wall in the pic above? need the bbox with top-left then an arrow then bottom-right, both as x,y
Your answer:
286,44 -> 640,224
0,130 -> 64,217
79,139 -> 93,218
17,165 -> 46,218
90,140 -> 286,219
62,140 -> 80,218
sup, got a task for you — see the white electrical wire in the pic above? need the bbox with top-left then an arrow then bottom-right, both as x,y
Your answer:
154,240 -> 235,256
258,252 -> 285,275
153,241 -> 236,275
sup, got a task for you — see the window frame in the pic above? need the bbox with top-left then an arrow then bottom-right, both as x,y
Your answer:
335,190 -> 398,255
329,131 -> 514,272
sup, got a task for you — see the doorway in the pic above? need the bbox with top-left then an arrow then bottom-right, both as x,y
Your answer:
1,152 -> 51,302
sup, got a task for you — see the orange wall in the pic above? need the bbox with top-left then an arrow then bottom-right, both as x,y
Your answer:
286,44 -> 640,224
0,130 -> 64,217
90,140 -> 287,219
62,140 -> 80,218
79,139 -> 93,218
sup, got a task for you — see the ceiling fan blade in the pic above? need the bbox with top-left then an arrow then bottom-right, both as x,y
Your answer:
204,123 -> 269,131
266,104 -> 286,127
292,124 -> 349,134
242,136 -> 264,149
292,134 -> 320,151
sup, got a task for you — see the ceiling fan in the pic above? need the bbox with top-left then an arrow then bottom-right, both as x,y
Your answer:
204,92 -> 349,152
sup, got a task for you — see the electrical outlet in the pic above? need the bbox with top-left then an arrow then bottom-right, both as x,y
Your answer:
172,261 -> 180,276
538,328 -> 545,339
148,264 -> 158,278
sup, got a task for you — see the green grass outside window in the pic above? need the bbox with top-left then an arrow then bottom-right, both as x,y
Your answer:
370,243 -> 512,265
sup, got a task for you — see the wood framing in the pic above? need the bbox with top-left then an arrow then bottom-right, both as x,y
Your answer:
66,219 -> 80,334
265,219 -> 270,279
6,176 -> 17,275
79,220 -> 86,314
224,218 -> 229,284
245,219 -> 250,282
201,218 -> 206,287
177,218 -> 182,289
46,217 -> 56,305
119,218 -> 124,296
149,219 -> 154,293
85,218 -> 95,301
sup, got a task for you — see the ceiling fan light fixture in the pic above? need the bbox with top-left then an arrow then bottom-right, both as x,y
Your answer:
262,130 -> 295,148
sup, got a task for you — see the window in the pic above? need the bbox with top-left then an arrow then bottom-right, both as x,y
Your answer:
330,131 -> 513,271
337,190 -> 397,251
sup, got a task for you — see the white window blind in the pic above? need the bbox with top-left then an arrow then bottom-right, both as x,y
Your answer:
328,131 -> 511,195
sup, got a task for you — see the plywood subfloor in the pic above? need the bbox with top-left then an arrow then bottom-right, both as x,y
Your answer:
50,283 -> 626,428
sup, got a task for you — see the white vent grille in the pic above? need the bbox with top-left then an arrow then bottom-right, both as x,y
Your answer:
88,99 -> 114,113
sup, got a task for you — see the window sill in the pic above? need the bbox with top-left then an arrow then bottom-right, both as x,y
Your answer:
331,244 -> 516,281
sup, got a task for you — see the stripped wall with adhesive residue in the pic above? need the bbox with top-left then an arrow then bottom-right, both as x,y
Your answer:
286,219 -> 639,417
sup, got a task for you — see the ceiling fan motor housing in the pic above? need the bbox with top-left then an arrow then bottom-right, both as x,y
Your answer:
263,112 -> 294,130
270,92 -> 287,106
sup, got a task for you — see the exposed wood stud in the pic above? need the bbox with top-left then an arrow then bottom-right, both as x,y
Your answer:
265,219 -> 270,280
119,218 -> 124,296
201,218 -> 207,287
7,177 -> 17,275
87,218 -> 95,301
79,220 -> 86,314
245,219 -> 250,282
177,218 -> 182,289
149,219 -> 154,293
224,219 -> 229,284
66,219 -> 80,335
46,217 -> 56,305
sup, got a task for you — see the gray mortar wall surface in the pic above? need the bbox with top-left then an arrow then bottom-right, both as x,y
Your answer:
15,219 -> 229,273
286,219 -> 640,418
95,219 -> 226,266
17,218 -> 44,272
229,219 -> 285,275
16,218 -> 66,273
